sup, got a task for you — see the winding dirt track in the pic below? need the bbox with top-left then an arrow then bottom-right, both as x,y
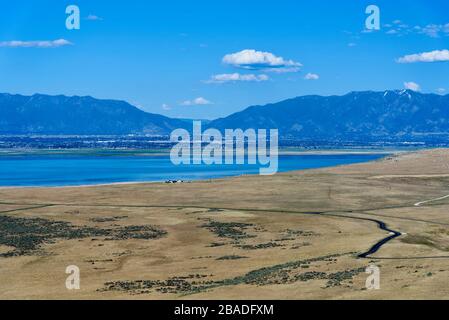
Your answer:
2,195 -> 447,260
415,194 -> 449,207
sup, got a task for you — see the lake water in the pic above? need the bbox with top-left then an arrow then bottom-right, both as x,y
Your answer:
0,153 -> 386,187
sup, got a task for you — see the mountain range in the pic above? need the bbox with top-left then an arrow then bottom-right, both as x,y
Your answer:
0,93 -> 187,135
1,90 -> 449,142
210,90 -> 449,142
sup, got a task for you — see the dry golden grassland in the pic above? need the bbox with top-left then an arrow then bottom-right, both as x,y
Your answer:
1,149 -> 449,299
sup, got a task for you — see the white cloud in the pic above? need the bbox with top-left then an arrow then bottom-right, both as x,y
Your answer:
397,49 -> 449,63
162,103 -> 171,111
415,23 -> 449,38
222,49 -> 302,73
404,82 -> 421,92
207,73 -> 269,83
436,88 -> 447,95
181,97 -> 213,106
0,39 -> 72,48
86,14 -> 103,21
358,20 -> 449,38
304,73 -> 319,80
421,24 -> 442,37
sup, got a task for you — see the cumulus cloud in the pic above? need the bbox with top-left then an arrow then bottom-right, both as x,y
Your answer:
404,82 -> 421,92
397,50 -> 449,63
162,103 -> 171,111
181,97 -> 213,106
206,73 -> 269,83
436,88 -> 447,95
0,39 -> 72,48
222,49 -> 302,73
304,73 -> 319,80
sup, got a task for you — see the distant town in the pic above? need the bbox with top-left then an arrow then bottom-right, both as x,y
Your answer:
0,135 -> 434,150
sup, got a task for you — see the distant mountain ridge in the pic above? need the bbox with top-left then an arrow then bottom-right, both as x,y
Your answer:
1,91 -> 449,142
0,93 -> 187,135
209,90 -> 449,142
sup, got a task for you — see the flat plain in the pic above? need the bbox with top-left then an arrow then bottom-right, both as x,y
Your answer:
1,149 -> 449,299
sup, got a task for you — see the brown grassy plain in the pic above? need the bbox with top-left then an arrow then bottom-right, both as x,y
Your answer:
1,149 -> 449,299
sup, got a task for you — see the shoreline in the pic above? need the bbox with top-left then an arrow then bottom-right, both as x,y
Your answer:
0,148 -> 407,157
0,180 -> 166,190
0,150 -> 397,190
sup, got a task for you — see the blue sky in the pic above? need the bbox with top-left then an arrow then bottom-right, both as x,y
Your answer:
0,0 -> 448,119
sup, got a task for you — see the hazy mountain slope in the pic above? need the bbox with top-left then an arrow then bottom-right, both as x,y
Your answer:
0,93 -> 187,135
209,90 -> 449,142
2,91 -> 449,141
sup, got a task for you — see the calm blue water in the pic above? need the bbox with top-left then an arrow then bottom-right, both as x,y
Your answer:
0,154 -> 385,187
